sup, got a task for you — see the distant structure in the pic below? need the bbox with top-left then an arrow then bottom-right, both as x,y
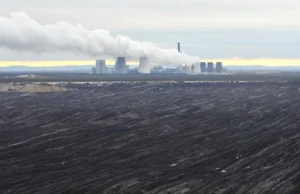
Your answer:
200,62 -> 207,73
216,62 -> 223,73
176,65 -> 184,73
182,64 -> 191,73
192,63 -> 201,74
90,67 -> 96,74
95,59 -> 108,74
177,42 -> 181,53
207,62 -> 214,73
151,66 -> 164,73
115,57 -> 129,74
165,68 -> 178,74
138,56 -> 151,74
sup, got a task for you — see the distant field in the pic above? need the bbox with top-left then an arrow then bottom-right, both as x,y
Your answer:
0,73 -> 300,83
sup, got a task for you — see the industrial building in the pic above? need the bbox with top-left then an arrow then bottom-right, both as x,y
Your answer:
138,56 -> 151,74
191,63 -> 201,74
207,62 -> 214,73
90,67 -> 96,74
151,66 -> 164,73
165,68 -> 178,73
95,59 -> 108,74
115,57 -> 129,74
216,62 -> 223,73
182,64 -> 192,73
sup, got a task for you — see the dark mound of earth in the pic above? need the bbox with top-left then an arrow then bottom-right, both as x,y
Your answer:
1,82 -> 300,194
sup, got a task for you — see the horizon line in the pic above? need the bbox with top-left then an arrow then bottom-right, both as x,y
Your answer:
1,58 -> 300,67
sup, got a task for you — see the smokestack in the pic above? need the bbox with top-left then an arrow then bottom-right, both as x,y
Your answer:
177,42 -> 181,53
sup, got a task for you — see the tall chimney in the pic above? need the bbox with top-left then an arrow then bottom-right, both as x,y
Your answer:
177,42 -> 181,53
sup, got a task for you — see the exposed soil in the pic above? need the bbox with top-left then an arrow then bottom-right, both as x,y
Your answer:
1,82 -> 300,194
0,83 -> 68,92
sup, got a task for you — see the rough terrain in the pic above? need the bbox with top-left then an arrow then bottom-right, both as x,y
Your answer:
1,82 -> 300,194
0,83 -> 68,92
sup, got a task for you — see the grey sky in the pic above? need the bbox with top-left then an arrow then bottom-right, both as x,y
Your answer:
0,0 -> 300,60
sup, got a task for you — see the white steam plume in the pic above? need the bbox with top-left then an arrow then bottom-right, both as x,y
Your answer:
0,12 -> 200,65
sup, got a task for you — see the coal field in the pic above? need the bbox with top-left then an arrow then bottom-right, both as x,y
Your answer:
1,82 -> 300,194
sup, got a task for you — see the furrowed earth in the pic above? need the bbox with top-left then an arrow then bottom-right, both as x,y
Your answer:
1,82 -> 300,194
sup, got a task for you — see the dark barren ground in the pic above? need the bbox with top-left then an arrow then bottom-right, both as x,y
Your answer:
1,82 -> 300,194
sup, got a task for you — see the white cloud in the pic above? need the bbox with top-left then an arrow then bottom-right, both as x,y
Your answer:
0,0 -> 300,60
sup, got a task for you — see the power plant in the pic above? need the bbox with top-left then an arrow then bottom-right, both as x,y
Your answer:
90,42 -> 224,75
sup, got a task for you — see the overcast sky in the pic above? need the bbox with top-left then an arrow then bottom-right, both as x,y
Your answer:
0,0 -> 300,61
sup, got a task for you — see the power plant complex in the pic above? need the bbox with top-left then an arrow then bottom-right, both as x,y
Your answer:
90,42 -> 224,75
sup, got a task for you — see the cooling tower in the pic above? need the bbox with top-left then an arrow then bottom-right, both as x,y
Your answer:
138,56 -> 151,74
207,62 -> 214,73
115,57 -> 129,74
200,62 -> 207,73
95,59 -> 108,74
216,62 -> 223,73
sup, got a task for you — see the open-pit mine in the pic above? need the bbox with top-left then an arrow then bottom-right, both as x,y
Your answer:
1,81 -> 300,194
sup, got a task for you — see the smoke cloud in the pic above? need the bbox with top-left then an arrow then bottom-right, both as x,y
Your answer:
0,12 -> 200,65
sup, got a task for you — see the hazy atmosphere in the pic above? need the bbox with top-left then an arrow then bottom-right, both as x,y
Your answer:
0,0 -> 300,65
3,1 -> 300,194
